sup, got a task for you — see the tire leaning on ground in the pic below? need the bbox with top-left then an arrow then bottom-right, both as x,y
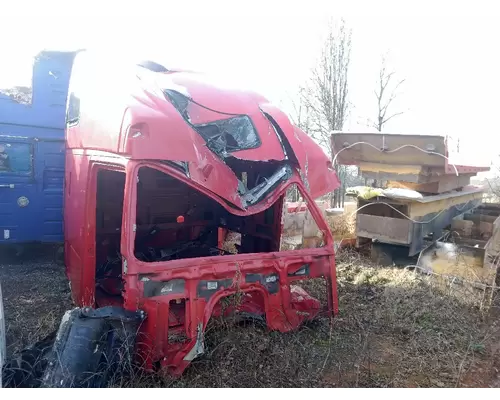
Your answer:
41,306 -> 145,388
2,332 -> 56,388
41,309 -> 111,388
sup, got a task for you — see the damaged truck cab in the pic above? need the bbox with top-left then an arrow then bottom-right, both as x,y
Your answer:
58,51 -> 340,381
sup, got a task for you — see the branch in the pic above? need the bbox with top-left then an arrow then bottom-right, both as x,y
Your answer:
374,55 -> 406,131
298,18 -> 352,144
381,111 -> 405,125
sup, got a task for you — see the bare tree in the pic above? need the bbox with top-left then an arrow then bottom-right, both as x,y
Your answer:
486,157 -> 500,203
299,19 -> 353,207
288,87 -> 312,133
374,54 -> 405,132
301,19 -> 351,145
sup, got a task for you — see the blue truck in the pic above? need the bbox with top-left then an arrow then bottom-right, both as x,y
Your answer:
0,51 -> 75,255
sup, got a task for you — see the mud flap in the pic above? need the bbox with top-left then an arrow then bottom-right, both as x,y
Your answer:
41,307 -> 144,388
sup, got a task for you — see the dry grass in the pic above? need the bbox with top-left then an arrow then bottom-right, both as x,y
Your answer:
327,202 -> 357,242
2,247 -> 500,387
327,214 -> 355,240
0,247 -> 71,357
112,250 -> 495,388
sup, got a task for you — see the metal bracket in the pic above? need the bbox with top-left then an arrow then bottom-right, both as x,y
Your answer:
79,306 -> 145,323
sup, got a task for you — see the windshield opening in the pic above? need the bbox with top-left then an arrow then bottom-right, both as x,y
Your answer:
133,167 -> 323,263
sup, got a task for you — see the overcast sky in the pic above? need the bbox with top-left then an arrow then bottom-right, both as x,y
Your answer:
1,0 -> 498,174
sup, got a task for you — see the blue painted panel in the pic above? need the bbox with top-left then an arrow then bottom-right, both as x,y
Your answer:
0,51 -> 75,131
0,50 -> 74,244
0,135 -> 65,244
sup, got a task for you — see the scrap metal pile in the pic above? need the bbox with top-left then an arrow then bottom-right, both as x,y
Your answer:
331,132 -> 490,257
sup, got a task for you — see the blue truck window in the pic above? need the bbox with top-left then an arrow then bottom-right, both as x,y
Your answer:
0,142 -> 32,175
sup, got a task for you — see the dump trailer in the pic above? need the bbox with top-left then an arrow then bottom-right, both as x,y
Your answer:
331,132 -> 490,258
3,51 -> 341,388
0,51 -> 75,253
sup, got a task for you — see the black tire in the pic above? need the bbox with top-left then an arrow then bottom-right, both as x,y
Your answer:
41,309 -> 111,388
2,332 -> 56,388
41,307 -> 144,388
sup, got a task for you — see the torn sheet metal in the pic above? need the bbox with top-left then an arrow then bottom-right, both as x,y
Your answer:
158,73 -> 286,161
115,68 -> 340,207
243,164 -> 293,207
259,103 -> 340,199
294,128 -> 340,198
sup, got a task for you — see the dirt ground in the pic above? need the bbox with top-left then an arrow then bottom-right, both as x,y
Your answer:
1,246 -> 500,388
0,247 -> 71,356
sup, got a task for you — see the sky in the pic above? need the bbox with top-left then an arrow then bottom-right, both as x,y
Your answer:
1,0 -> 499,175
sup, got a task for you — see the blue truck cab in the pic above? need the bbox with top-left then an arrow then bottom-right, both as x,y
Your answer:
0,51 -> 75,246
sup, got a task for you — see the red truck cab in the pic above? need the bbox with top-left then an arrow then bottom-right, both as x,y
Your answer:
62,51 -> 340,376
